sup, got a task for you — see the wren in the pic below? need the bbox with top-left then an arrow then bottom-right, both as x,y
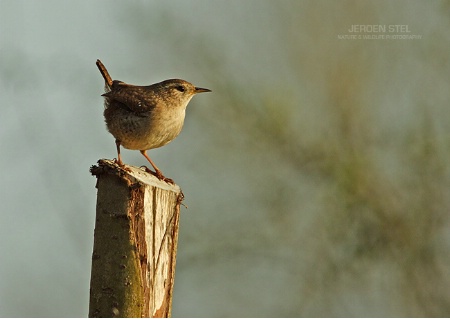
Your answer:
96,59 -> 211,183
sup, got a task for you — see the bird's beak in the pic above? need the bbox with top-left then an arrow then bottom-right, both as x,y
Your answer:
194,87 -> 211,94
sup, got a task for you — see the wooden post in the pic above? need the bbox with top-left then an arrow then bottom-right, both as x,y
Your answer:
88,159 -> 183,318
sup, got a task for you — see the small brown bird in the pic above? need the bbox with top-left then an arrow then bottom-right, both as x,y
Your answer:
96,59 -> 211,183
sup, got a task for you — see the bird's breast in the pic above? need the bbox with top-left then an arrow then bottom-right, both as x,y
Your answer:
104,102 -> 186,151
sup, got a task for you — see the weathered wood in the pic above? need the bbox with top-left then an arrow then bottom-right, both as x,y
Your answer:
89,159 -> 183,318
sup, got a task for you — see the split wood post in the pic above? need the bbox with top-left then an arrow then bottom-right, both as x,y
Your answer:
88,159 -> 183,318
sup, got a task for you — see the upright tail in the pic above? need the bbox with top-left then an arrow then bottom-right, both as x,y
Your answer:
96,59 -> 113,89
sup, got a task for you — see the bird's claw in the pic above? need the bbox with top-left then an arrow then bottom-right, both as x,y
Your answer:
113,158 -> 131,172
142,166 -> 175,185
113,158 -> 123,166
162,176 -> 175,185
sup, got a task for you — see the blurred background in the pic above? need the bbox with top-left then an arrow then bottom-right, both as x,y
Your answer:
1,0 -> 450,317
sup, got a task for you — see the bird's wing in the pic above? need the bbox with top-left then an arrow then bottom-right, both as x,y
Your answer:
102,81 -> 156,114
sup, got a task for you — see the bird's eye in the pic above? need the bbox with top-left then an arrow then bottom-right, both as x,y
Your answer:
176,85 -> 185,92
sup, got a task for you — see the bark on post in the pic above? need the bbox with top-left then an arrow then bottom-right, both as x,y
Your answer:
89,159 -> 183,318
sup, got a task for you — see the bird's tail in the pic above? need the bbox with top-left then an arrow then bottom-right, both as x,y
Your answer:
96,59 -> 113,91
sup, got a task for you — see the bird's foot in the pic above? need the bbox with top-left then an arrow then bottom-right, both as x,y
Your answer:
141,166 -> 175,185
113,157 -> 124,166
113,158 -> 132,172
162,176 -> 175,185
